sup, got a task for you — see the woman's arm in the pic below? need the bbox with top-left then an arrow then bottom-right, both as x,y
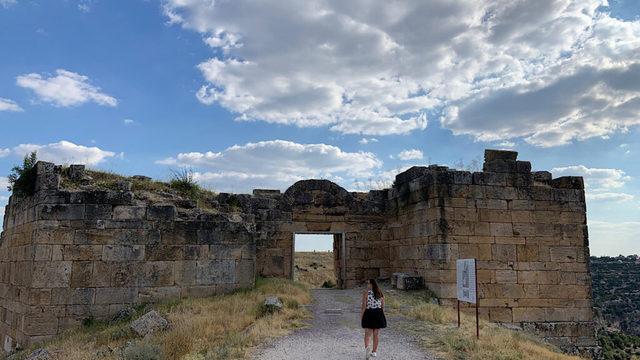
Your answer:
381,296 -> 385,309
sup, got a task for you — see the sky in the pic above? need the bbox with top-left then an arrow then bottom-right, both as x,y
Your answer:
0,0 -> 639,256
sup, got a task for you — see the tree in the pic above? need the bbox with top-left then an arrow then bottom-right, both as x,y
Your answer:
7,151 -> 38,196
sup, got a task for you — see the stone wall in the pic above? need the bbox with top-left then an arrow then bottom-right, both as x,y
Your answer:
0,149 -> 597,355
0,163 -> 256,351
385,150 -> 596,354
253,180 -> 389,288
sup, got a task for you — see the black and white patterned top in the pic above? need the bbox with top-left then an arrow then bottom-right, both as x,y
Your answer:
366,290 -> 383,309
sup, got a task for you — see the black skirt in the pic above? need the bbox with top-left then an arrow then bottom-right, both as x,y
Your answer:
361,308 -> 387,329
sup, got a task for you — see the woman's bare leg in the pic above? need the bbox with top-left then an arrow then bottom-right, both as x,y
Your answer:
372,329 -> 379,352
364,329 -> 372,349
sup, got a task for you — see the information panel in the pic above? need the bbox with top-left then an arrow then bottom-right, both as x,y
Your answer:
456,258 -> 477,304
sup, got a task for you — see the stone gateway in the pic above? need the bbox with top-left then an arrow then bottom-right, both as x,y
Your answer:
0,149 -> 596,355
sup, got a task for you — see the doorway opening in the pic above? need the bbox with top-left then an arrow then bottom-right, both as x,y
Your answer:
293,233 -> 344,288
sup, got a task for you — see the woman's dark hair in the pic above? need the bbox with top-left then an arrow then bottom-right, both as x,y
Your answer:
369,279 -> 383,299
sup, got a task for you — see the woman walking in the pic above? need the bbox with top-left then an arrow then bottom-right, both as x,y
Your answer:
361,279 -> 387,358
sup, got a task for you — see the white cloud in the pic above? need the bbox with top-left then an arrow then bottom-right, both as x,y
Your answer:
397,149 -> 423,161
586,192 -> 634,202
590,220 -> 640,256
157,140 -> 382,192
551,165 -> 631,189
16,69 -> 117,107
0,98 -> 23,112
12,140 -> 115,165
123,119 -> 135,125
0,148 -> 9,158
0,177 -> 8,191
0,0 -> 16,8
359,137 -> 378,145
164,0 -> 640,144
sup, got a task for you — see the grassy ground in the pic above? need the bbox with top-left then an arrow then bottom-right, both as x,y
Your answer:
384,288 -> 586,360
6,278 -> 311,360
294,251 -> 336,288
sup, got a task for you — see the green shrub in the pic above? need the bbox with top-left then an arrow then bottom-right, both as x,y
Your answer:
7,151 -> 38,196
169,168 -> 200,200
123,341 -> 164,360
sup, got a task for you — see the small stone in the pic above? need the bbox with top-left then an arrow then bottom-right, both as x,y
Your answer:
130,310 -> 169,337
116,180 -> 133,192
68,165 -> 86,181
263,296 -> 283,313
112,306 -> 136,322
25,348 -> 51,360
131,175 -> 152,181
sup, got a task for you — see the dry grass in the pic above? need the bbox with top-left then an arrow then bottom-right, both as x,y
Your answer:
385,289 -> 585,360
6,278 -> 311,360
59,167 -> 219,210
294,251 -> 336,288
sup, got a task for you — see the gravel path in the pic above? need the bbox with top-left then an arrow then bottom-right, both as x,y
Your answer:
252,287 -> 438,360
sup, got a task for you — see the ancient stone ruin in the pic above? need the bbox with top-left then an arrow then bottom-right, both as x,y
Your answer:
0,149 -> 596,354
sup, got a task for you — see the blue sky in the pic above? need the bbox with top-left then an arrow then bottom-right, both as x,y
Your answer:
1,0 -> 639,256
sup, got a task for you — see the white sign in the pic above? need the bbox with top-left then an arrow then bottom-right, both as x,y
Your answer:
456,258 -> 477,304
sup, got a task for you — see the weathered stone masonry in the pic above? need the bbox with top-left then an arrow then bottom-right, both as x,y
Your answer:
0,149 -> 596,354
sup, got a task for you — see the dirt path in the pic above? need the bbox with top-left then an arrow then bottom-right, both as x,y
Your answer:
252,287 -> 438,360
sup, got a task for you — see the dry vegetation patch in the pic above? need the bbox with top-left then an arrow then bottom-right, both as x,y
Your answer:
5,278 -> 311,360
385,289 -> 585,360
294,251 -> 336,288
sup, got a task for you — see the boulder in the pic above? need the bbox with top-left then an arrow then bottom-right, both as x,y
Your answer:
25,349 -> 51,360
130,311 -> 168,337
396,274 -> 425,290
391,272 -> 406,287
112,306 -> 136,322
263,296 -> 283,313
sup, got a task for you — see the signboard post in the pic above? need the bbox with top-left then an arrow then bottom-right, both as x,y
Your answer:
456,258 -> 479,339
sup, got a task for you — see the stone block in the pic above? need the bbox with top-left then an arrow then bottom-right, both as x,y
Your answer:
492,244 -> 516,262
533,171 -> 552,183
95,287 -> 136,304
147,205 -> 176,221
85,204 -> 112,220
68,164 -> 85,180
37,204 -> 85,221
453,171 -> 472,184
174,261 -> 197,286
34,162 -> 61,192
102,245 -> 145,262
111,263 -> 142,287
51,288 -> 94,305
70,261 -> 93,288
113,206 -> 146,220
479,209 -> 511,222
196,259 -> 236,285
32,261 -> 72,288
63,245 -> 103,261
140,261 -> 175,287
549,247 -> 577,262
490,223 -> 513,237
138,287 -> 180,303
130,310 -> 168,337
396,274 -> 425,290
484,149 -> 518,162
495,270 -> 517,283
551,176 -> 584,189
23,313 -> 58,336
489,307 -> 513,322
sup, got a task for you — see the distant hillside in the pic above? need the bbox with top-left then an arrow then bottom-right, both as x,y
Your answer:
591,255 -> 640,335
591,255 -> 640,359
